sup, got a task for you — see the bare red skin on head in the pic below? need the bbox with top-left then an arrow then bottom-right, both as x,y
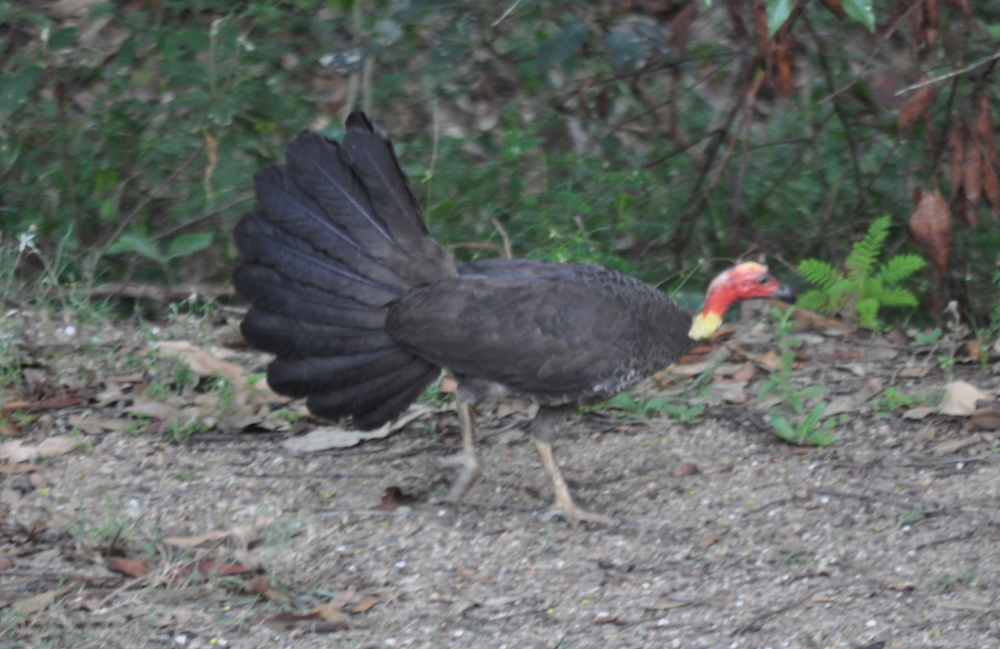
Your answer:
701,262 -> 786,319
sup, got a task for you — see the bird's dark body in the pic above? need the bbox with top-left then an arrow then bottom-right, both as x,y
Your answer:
389,259 -> 694,407
234,114 -> 695,432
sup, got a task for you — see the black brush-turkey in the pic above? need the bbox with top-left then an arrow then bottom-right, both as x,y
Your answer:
233,112 -> 794,523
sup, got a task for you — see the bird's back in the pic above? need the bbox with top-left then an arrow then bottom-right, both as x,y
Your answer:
386,259 -> 695,405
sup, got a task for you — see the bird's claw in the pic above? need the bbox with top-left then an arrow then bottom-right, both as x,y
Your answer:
435,452 -> 480,502
539,502 -> 620,526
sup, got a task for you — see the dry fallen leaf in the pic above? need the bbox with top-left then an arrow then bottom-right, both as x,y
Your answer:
282,404 -> 441,452
973,95 -> 999,219
352,597 -> 380,613
157,341 -> 281,404
0,436 -> 78,463
938,381 -> 989,416
262,612 -> 349,633
313,602 -> 350,623
380,486 -> 418,511
108,557 -> 150,578
909,188 -> 952,273
898,77 -> 938,133
673,462 -> 699,477
903,406 -> 936,420
898,367 -> 930,379
931,435 -> 981,456
245,575 -> 290,603
967,408 -> 1000,431
161,517 -> 275,548
13,587 -> 72,616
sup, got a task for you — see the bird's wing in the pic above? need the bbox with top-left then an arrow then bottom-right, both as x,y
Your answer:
386,266 -> 692,400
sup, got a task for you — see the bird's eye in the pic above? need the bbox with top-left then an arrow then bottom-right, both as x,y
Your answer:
757,274 -> 770,285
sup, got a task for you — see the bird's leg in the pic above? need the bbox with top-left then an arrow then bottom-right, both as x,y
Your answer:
438,401 -> 481,502
532,436 -> 617,526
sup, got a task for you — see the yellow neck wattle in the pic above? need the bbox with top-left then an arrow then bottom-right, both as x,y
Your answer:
688,311 -> 722,340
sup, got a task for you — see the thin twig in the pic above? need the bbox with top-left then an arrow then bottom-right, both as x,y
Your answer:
490,217 -> 513,259
818,0 -> 927,105
492,0 -> 524,28
150,194 -> 253,242
895,48 -> 1000,96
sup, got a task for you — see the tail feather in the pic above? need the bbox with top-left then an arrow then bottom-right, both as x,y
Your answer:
267,350 -> 416,397
233,265 -> 386,331
234,211 -> 401,307
307,363 -> 440,430
241,310 -> 396,359
235,113 -> 456,429
252,165 -> 408,289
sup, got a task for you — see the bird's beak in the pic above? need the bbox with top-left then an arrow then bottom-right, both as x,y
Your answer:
773,282 -> 796,304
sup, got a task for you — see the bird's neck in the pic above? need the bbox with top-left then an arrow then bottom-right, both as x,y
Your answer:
688,288 -> 736,340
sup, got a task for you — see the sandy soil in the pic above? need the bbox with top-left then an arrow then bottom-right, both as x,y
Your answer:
1,306 -> 999,649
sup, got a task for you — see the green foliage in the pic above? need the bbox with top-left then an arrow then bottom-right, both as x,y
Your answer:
608,391 -> 705,423
1,0 -> 998,324
759,307 -> 841,446
797,217 -> 926,328
870,387 -> 923,418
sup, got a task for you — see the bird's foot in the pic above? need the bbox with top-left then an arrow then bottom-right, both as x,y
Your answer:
436,451 -> 480,502
539,501 -> 619,526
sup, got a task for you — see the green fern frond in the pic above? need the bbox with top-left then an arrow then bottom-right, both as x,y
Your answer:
826,278 -> 857,308
796,289 -> 829,312
856,298 -> 880,327
877,254 -> 926,284
846,216 -> 891,283
879,287 -> 919,307
798,259 -> 841,290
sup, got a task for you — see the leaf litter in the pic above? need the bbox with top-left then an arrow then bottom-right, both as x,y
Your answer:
2,305 -> 1000,646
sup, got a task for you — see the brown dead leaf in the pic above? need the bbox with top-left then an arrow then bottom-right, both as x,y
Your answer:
261,612 -> 349,633
903,406 -> 936,420
898,77 -> 938,133
938,381 -> 989,416
5,395 -> 88,412
13,587 -> 72,616
699,534 -> 722,550
973,95 -> 999,219
245,575 -> 290,603
352,597 -> 380,613
313,602 -> 350,623
931,435 -> 981,456
380,486 -> 418,511
670,3 -> 695,56
644,600 -> 695,611
108,557 -> 150,578
949,119 -> 966,201
673,462 -> 699,477
898,367 -> 930,379
174,561 -> 253,580
964,119 -> 983,224
0,436 -> 78,463
756,351 -> 782,372
161,517 -> 275,548
0,464 -> 37,474
157,341 -> 280,404
733,362 -> 756,382
909,188 -> 952,273
967,408 -> 1000,431
670,361 -> 709,377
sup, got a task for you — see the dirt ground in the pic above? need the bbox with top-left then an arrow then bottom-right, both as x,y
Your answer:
2,305 -> 1000,649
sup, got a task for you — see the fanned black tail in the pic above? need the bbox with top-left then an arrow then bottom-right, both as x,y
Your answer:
234,112 -> 456,429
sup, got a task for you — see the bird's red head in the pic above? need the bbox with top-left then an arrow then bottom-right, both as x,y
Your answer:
688,262 -> 795,339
